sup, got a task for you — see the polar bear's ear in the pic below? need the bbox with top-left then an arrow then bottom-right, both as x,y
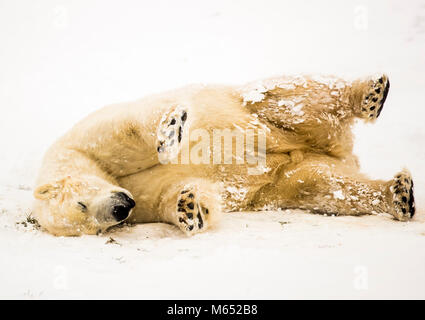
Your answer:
34,183 -> 60,200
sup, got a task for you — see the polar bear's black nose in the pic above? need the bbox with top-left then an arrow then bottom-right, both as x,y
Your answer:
111,192 -> 135,221
112,205 -> 131,221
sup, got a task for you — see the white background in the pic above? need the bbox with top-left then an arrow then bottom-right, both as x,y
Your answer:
0,0 -> 424,299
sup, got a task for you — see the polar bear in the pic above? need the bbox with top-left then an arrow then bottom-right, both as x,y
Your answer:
33,74 -> 415,236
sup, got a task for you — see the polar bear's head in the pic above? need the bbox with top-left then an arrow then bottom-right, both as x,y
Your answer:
33,175 -> 135,236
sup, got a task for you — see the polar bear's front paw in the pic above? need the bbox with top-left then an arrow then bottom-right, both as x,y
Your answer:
389,170 -> 415,221
360,74 -> 390,121
157,106 -> 187,163
176,188 -> 209,235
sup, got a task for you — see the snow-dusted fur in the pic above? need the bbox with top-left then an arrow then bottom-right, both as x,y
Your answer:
33,74 -> 415,236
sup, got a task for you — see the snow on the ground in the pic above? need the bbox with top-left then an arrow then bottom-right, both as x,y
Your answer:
1,185 -> 425,299
1,0 -> 425,299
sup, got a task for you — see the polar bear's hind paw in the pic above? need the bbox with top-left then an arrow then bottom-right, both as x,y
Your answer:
389,170 -> 415,221
176,188 -> 209,235
361,74 -> 390,121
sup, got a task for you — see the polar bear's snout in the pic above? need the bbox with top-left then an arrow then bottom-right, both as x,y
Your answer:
110,192 -> 136,221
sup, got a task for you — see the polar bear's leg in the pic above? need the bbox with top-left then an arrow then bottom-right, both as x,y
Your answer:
253,155 -> 415,221
350,74 -> 390,121
241,75 -> 356,130
156,105 -> 187,164
158,178 -> 222,235
241,74 -> 390,127
240,74 -> 390,158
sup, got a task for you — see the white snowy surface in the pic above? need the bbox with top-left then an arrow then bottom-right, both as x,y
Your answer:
1,0 -> 425,299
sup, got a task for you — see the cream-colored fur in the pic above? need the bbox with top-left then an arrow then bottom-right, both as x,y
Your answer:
33,74 -> 415,236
